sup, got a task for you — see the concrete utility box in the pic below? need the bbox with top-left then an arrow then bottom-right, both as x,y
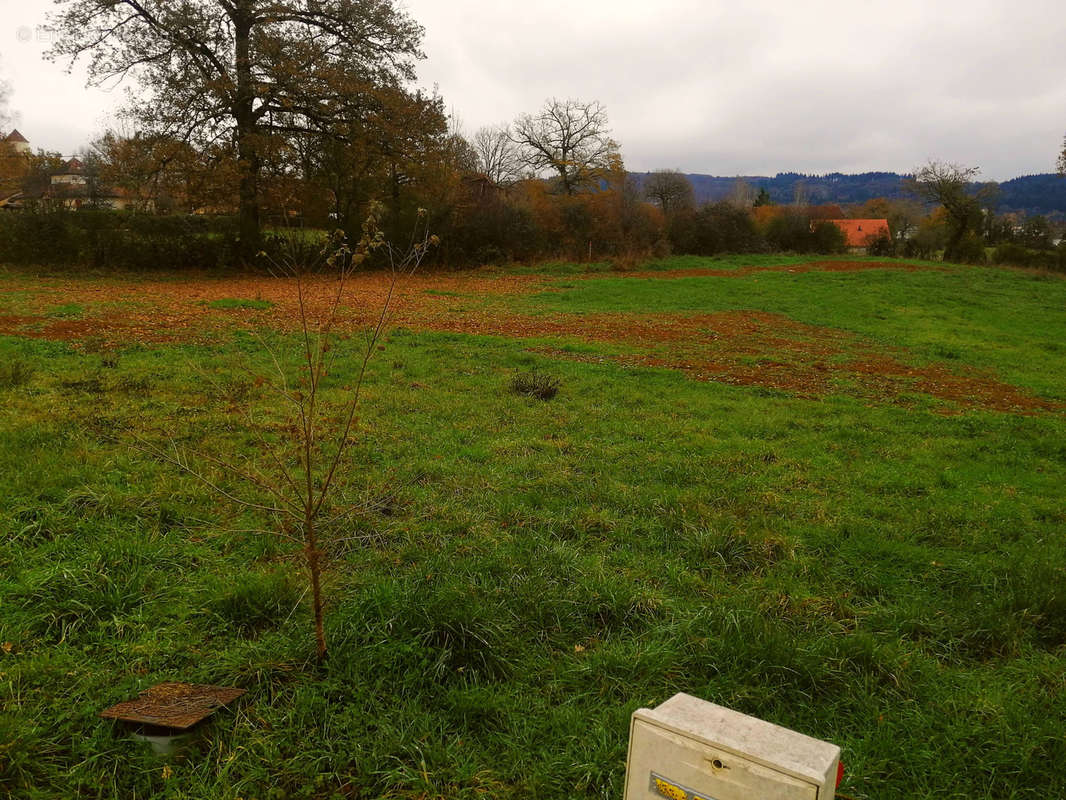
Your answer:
624,694 -> 840,800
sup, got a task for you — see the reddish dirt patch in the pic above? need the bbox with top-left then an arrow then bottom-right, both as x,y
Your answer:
510,311 -> 1059,414
0,315 -> 42,335
0,314 -> 183,345
0,267 -> 1057,414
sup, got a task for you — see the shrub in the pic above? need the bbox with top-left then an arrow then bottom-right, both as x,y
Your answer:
809,220 -> 847,253
903,217 -> 949,260
994,243 -> 1066,272
509,370 -> 560,400
763,212 -> 846,254
993,243 -> 1034,267
668,202 -> 764,255
866,234 -> 896,257
0,210 -> 240,270
945,233 -> 987,265
434,197 -> 540,266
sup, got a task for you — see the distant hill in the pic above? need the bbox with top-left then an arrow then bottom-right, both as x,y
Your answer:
629,171 -> 1066,219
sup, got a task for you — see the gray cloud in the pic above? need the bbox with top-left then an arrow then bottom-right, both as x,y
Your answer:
2,0 -> 1064,180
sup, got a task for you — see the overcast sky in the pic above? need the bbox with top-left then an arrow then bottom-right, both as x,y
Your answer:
1,0 -> 1064,181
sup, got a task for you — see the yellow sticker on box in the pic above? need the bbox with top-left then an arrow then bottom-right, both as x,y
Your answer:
649,773 -> 719,800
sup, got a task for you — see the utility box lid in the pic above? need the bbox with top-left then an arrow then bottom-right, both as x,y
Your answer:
625,693 -> 840,800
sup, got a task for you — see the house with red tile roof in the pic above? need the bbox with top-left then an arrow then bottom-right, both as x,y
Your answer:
823,219 -> 891,251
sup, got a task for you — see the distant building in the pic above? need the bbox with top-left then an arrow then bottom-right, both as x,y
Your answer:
823,219 -> 891,251
10,155 -> 138,211
3,129 -> 31,155
51,158 -> 88,186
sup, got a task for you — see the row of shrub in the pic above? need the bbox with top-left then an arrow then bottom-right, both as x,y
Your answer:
0,210 -> 330,271
436,193 -> 849,267
668,204 -> 849,256
991,242 -> 1066,271
10,203 -> 1064,272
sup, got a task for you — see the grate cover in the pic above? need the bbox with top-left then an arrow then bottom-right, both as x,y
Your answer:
100,682 -> 246,730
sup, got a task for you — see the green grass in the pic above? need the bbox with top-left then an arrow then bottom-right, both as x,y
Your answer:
1,259 -> 1065,799
207,298 -> 275,311
504,253 -> 849,276
45,303 -> 85,319
528,264 -> 1066,400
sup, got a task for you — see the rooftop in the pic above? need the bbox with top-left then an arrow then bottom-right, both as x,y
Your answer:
825,219 -> 890,247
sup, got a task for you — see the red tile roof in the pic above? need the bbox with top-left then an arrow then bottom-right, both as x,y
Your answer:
824,219 -> 890,247
5,129 -> 28,144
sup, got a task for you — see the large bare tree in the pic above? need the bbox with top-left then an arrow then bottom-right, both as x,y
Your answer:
50,0 -> 425,259
1058,134 -> 1066,176
643,169 -> 694,215
471,124 -> 522,186
512,99 -> 620,195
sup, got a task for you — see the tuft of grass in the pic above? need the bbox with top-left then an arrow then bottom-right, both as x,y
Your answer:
509,369 -> 560,400
46,303 -> 84,319
208,298 -> 274,311
688,529 -> 793,576
207,570 -> 302,636
0,357 -> 35,389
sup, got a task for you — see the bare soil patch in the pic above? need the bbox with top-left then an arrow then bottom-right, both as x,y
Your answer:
514,311 -> 1059,414
0,266 -> 1055,413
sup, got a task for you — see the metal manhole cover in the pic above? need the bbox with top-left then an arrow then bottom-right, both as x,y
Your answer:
100,682 -> 246,730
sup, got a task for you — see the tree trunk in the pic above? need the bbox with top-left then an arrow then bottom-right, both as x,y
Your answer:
305,518 -> 328,662
233,9 -> 261,263
237,142 -> 260,261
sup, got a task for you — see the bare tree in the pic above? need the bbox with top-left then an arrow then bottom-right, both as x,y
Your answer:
50,0 -> 425,260
471,124 -> 523,186
1058,133 -> 1066,177
643,169 -> 694,215
512,99 -> 620,195
138,204 -> 436,662
726,177 -> 755,210
855,197 -> 925,242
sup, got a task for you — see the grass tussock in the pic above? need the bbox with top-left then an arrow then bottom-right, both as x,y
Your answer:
0,356 -> 35,389
509,369 -> 561,400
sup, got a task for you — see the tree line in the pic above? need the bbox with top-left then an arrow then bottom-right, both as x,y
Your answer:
0,1 -> 1063,271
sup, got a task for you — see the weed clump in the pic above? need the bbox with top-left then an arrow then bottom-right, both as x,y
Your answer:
0,357 -> 35,389
509,370 -> 560,400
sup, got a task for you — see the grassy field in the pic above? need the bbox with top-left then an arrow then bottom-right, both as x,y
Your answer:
1,256 -> 1065,799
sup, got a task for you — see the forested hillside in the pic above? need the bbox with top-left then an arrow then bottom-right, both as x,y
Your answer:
632,171 -> 1066,218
